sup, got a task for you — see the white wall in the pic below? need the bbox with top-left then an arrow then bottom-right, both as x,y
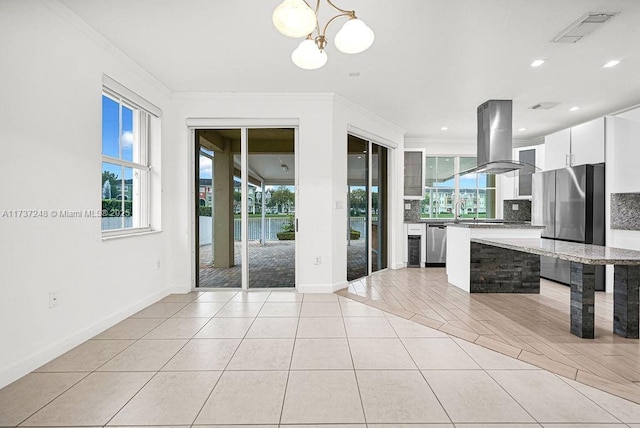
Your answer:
604,111 -> 640,292
0,0 -> 173,387
404,138 -> 476,156
167,93 -> 404,294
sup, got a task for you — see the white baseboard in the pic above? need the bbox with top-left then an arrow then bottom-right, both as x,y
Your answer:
332,281 -> 349,292
392,262 -> 407,269
297,281 -> 350,294
0,286 -> 177,389
297,283 -> 335,294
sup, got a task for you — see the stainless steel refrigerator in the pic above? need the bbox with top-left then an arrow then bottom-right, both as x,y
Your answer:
531,163 -> 605,290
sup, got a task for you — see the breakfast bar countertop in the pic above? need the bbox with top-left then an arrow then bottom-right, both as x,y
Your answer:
472,237 -> 640,265
447,222 -> 544,229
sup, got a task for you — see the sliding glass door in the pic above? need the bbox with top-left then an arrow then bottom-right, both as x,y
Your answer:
347,136 -> 368,281
371,143 -> 388,273
247,128 -> 296,288
195,127 -> 296,289
347,134 -> 389,281
196,129 -> 242,288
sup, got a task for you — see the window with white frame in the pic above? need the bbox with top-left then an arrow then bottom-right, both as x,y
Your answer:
101,88 -> 151,232
458,157 -> 496,219
421,156 -> 496,219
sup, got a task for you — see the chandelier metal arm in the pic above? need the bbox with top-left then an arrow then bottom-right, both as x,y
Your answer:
302,0 -> 357,40
326,0 -> 356,16
320,11 -> 354,39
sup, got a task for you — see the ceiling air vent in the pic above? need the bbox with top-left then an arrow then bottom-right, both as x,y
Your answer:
552,12 -> 619,43
529,102 -> 561,110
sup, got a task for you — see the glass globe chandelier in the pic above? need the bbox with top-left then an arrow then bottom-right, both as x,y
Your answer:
272,0 -> 375,70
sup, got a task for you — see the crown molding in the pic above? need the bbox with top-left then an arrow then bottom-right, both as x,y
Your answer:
46,0 -> 172,97
171,92 -> 336,102
333,93 -> 406,136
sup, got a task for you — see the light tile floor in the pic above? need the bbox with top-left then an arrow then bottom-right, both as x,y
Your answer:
340,268 -> 640,403
2,290 -> 640,427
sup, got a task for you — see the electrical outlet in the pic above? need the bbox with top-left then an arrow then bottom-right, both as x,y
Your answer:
48,292 -> 59,309
512,204 -> 519,211
156,259 -> 161,269
314,256 -> 321,265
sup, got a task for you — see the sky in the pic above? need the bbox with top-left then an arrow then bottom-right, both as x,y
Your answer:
102,95 -> 134,181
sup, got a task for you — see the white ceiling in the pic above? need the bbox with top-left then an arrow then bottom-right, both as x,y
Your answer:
60,0 -> 640,142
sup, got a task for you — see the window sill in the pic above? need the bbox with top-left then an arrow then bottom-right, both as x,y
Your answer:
102,228 -> 161,241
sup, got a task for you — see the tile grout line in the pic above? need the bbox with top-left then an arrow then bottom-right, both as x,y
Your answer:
276,293 -> 303,426
481,368 -> 543,425
13,371 -> 93,427
344,279 -> 640,404
392,321 -> 455,426
338,293 -> 368,426
21,294 -> 203,427
189,289 -> 270,426
102,291 -> 235,427
554,371 -> 628,425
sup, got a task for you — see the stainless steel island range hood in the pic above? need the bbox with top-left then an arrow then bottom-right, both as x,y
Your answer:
463,99 -> 527,175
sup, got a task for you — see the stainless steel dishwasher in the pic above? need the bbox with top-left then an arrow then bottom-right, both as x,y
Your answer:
426,224 -> 447,266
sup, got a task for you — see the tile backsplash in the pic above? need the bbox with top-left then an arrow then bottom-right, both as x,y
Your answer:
503,199 -> 531,222
403,200 -> 421,222
611,193 -> 640,230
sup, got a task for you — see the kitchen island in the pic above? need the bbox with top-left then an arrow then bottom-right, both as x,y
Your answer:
470,238 -> 640,339
446,222 -> 543,292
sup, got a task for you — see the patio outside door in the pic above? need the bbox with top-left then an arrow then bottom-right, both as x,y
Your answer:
347,135 -> 389,281
195,127 -> 296,289
247,128 -> 296,288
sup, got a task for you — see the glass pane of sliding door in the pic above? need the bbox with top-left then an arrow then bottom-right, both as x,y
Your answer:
347,135 -> 368,281
247,128 -> 296,288
371,143 -> 388,273
195,129 -> 242,288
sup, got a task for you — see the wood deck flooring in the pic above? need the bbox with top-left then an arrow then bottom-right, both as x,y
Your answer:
337,267 -> 640,404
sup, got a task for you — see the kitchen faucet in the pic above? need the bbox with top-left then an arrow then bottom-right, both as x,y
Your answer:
454,200 -> 465,221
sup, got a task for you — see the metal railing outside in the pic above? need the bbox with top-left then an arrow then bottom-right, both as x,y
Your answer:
198,216 -> 370,243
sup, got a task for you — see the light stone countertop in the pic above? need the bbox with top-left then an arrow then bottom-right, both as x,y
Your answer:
472,237 -> 640,265
447,222 -> 544,229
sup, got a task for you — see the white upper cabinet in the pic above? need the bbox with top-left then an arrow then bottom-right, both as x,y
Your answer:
544,128 -> 571,170
571,118 -> 605,166
544,118 -> 605,170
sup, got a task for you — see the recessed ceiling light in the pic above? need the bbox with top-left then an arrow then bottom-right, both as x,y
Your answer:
569,106 -> 581,111
603,60 -> 620,68
441,126 -> 448,131
530,59 -> 546,67
518,127 -> 527,132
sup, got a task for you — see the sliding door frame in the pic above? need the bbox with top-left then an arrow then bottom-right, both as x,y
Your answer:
188,118 -> 299,290
347,131 -> 393,280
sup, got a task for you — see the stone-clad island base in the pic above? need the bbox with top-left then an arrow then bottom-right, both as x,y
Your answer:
571,263 -> 595,339
470,242 -> 540,293
469,237 -> 640,340
614,265 -> 640,338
